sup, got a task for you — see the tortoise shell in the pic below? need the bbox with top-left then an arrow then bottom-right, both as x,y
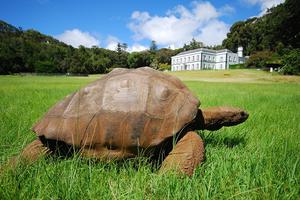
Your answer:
32,67 -> 200,153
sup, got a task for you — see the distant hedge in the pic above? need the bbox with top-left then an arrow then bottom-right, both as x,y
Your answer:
229,64 -> 245,69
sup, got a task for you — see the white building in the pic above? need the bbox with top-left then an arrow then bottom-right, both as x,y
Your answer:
171,47 -> 244,71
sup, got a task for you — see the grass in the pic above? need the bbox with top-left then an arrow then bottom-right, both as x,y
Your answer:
0,69 -> 299,199
168,69 -> 300,83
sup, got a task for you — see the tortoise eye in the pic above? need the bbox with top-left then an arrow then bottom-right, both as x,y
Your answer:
157,86 -> 170,100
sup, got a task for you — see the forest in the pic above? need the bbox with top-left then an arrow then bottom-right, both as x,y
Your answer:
0,0 -> 299,75
223,0 -> 299,74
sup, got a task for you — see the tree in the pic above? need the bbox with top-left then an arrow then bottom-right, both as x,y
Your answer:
150,58 -> 159,69
149,40 -> 158,53
156,48 -> 176,65
127,51 -> 152,68
1,20 -> 126,74
281,49 -> 300,75
245,51 -> 274,68
223,0 -> 299,55
121,43 -> 128,52
183,39 -> 204,51
114,42 -> 129,68
34,60 -> 55,73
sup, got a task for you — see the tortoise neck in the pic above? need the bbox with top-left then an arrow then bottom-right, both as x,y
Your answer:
186,109 -> 205,131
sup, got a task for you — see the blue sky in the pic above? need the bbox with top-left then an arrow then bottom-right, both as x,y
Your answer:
1,0 -> 284,51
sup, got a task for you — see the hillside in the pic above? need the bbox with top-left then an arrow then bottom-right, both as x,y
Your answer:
0,0 -> 299,75
0,20 -> 125,74
222,0 -> 299,55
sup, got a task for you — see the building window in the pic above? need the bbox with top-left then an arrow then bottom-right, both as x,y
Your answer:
192,56 -> 194,61
184,58 -> 186,62
196,63 -> 199,69
203,55 -> 206,61
197,55 -> 199,61
188,57 -> 190,62
192,64 -> 194,70
220,57 -> 223,62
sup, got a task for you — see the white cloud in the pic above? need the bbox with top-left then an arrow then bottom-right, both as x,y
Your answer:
128,44 -> 148,52
167,44 -> 176,50
244,0 -> 285,15
219,5 -> 235,15
192,1 -> 219,22
105,35 -> 147,52
56,29 -> 100,48
131,11 -> 151,22
105,35 -> 120,51
128,1 -> 232,48
195,20 -> 229,46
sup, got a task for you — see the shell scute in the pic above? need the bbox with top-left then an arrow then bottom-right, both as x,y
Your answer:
32,67 -> 200,152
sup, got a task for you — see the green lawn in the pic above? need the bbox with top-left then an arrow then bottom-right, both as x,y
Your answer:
0,70 -> 299,199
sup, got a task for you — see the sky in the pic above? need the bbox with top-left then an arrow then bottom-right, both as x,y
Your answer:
1,0 -> 284,51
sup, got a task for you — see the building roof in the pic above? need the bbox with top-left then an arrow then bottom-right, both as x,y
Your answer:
175,47 -> 233,57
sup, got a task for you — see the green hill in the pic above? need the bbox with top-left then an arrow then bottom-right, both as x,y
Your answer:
1,0 -> 299,75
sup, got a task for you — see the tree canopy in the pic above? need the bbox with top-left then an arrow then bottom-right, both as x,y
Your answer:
223,0 -> 299,55
0,20 -> 176,74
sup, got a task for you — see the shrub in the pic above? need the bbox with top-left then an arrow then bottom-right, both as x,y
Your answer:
158,63 -> 171,71
280,49 -> 300,75
229,63 -> 245,69
245,51 -> 274,68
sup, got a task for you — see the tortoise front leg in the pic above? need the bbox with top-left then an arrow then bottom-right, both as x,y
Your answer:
159,131 -> 204,176
2,138 -> 51,171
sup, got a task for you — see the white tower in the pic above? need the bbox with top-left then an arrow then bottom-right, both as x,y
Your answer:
238,46 -> 243,57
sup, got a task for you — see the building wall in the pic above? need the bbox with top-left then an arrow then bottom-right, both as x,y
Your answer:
171,52 -> 201,71
171,48 -> 242,71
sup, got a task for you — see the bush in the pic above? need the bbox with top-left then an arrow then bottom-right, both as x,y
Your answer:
229,63 -> 245,69
158,63 -> 171,71
280,49 -> 300,75
245,51 -> 274,68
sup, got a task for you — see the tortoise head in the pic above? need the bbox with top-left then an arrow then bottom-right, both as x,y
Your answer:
196,107 -> 249,131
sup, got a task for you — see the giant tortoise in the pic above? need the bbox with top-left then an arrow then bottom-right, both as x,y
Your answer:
6,67 -> 248,176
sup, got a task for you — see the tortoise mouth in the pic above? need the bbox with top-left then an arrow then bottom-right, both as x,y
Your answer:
239,111 -> 249,122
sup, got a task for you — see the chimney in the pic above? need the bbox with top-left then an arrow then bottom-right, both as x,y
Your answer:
238,47 -> 243,57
